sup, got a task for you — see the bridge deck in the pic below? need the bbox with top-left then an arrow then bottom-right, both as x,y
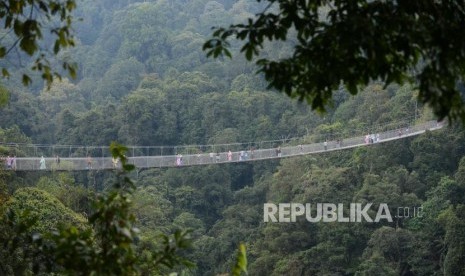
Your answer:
4,120 -> 443,171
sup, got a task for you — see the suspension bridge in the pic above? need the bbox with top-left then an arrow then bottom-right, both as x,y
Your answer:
0,120 -> 444,171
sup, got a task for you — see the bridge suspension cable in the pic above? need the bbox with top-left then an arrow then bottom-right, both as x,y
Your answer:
0,120 -> 443,171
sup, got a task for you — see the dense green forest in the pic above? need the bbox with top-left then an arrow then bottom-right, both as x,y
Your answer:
1,0 -> 465,275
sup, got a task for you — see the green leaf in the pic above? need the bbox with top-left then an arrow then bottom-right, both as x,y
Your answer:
0,86 -> 9,107
22,74 -> 32,86
1,68 -> 9,78
232,243 -> 248,276
20,37 -> 37,55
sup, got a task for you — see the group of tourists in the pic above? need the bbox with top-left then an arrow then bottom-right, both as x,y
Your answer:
365,133 -> 380,144
35,155 -> 101,170
3,155 -> 17,170
175,147 -> 260,166
211,150 -> 242,163
223,148 -> 255,162
10,154 -> 121,170
322,138 -> 345,151
176,145 -> 293,166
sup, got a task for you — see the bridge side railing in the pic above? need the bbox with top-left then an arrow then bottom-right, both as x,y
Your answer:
7,120 -> 442,171
0,116 -> 421,157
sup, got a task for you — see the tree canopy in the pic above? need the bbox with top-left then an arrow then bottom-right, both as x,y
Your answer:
2,1 -> 465,274
204,0 -> 465,123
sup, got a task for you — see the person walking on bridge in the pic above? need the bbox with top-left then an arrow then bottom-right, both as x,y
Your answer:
12,156 -> 16,171
40,156 -> 46,170
176,154 -> 183,166
210,152 -> 214,163
87,156 -> 93,169
6,156 -> 12,169
112,157 -> 119,169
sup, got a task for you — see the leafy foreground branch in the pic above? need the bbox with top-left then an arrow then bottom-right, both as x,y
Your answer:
0,143 -> 194,275
0,0 -> 78,87
0,142 -> 249,275
204,0 -> 465,123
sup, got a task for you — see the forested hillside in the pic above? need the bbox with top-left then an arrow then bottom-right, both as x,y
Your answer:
1,1 -> 465,275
